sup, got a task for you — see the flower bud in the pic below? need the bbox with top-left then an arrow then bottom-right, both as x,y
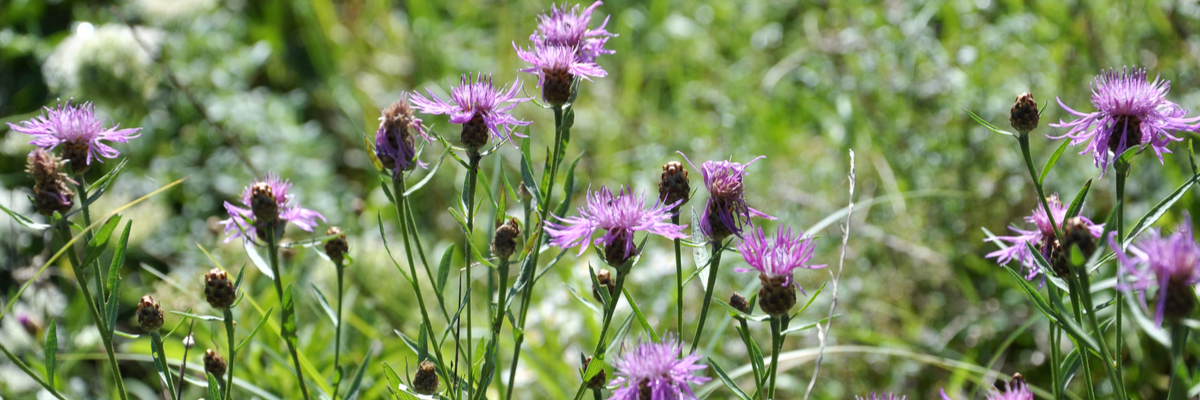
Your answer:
729,292 -> 751,314
658,161 -> 690,212
491,218 -> 521,260
137,295 -> 164,332
250,182 -> 279,226
583,356 -> 606,390
413,359 -> 439,395
460,113 -> 489,151
204,268 -> 237,309
592,269 -> 616,303
204,349 -> 227,378
757,274 -> 796,316
1009,92 -> 1039,135
324,226 -> 349,264
543,69 -> 573,107
376,99 -> 420,173
26,149 -> 75,216
1062,216 -> 1096,261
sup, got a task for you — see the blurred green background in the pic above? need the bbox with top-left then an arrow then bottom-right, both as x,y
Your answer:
4,0 -> 1200,398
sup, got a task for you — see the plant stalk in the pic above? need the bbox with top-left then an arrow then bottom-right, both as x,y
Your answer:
1065,278 -> 1097,400
462,149 -> 482,399
1017,135 -> 1062,240
223,308 -> 236,400
672,213 -> 684,350
150,331 -> 179,400
332,258 -> 345,399
690,241 -> 724,354
1167,322 -> 1190,400
768,316 -> 784,399
571,264 -> 630,400
265,227 -> 311,400
55,223 -> 129,400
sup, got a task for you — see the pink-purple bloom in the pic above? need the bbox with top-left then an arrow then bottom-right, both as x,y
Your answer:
857,394 -> 907,400
678,151 -> 775,240
374,95 -> 427,173
220,175 -> 325,243
607,335 -> 709,400
1109,216 -> 1200,326
941,380 -> 1032,400
515,43 -> 608,88
737,226 -> 826,293
7,100 -> 141,168
409,74 -> 531,144
530,1 -> 615,64
545,186 -> 687,263
1050,67 -> 1200,174
985,195 -> 1103,281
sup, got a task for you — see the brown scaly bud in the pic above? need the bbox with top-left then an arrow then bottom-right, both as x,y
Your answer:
658,161 -> 690,212
1062,216 -> 1096,262
204,349 -> 227,378
376,99 -> 420,172
61,141 -> 92,174
491,218 -> 521,260
460,113 -> 489,151
758,274 -> 796,316
204,268 -> 237,309
1042,239 -> 1071,278
583,356 -> 606,390
413,359 -> 439,395
592,269 -> 617,303
729,292 -> 751,314
324,226 -> 349,264
26,149 -> 75,216
1163,279 -> 1197,321
1009,92 -> 1039,135
604,230 -> 636,268
250,182 -> 279,226
543,69 -> 573,107
137,295 -> 164,332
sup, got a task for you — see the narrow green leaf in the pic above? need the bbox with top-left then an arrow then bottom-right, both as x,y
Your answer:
447,207 -> 498,269
86,158 -> 128,193
710,360 -> 752,400
113,330 -> 141,339
169,311 -> 224,322
436,244 -> 454,295
1040,139 -> 1072,184
380,176 -> 396,205
281,284 -> 297,341
377,212 -> 413,284
44,320 -> 57,388
781,315 -> 836,335
520,150 -> 543,207
622,287 -> 659,343
81,215 -> 122,267
1063,178 -> 1092,222
794,281 -> 828,316
207,372 -> 222,400
235,307 -> 274,353
736,324 -> 766,381
1125,289 -> 1170,346
243,241 -> 274,280
403,146 -> 450,196
1125,173 -> 1200,247
1004,249 -> 1059,325
382,361 -> 403,394
554,153 -> 584,218
310,284 -> 338,327
344,346 -> 374,400
233,263 -> 247,290
565,283 -> 603,316
106,221 -> 131,299
364,132 -> 384,172
588,266 -> 612,308
0,202 -> 50,230
1190,139 -> 1197,176
963,108 -> 1016,136
105,282 -> 120,337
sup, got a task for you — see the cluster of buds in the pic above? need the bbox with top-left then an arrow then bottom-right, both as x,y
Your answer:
413,359 -> 439,395
491,218 -> 521,260
324,226 -> 349,264
204,268 -> 237,309
658,161 -> 690,212
204,349 -> 227,378
137,295 -> 164,332
26,149 -> 75,216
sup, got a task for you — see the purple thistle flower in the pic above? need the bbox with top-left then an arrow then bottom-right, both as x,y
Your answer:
1050,67 -> 1200,174
1109,216 -> 1200,325
736,226 -> 826,294
531,1 -> 615,63
941,380 -> 1033,400
374,95 -> 427,174
409,74 -> 531,149
678,151 -> 775,241
514,42 -> 607,106
985,195 -> 1103,281
545,186 -> 686,266
7,100 -> 141,171
220,174 -> 325,244
607,335 -> 709,400
856,393 -> 907,400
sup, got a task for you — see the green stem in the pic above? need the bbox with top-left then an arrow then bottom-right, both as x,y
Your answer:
1113,161 -> 1128,396
55,223 -> 129,400
1050,324 -> 1061,400
690,242 -> 724,354
1017,135 -> 1062,240
1075,271 -> 1124,399
1065,279 -> 1097,400
673,214 -> 684,349
223,308 -> 236,400
476,256 -> 511,400
332,260 -> 345,399
463,150 -> 481,399
403,186 -> 450,320
150,332 -> 179,400
571,266 -> 630,400
266,227 -> 311,400
735,318 -> 765,400
1168,322 -> 1190,400
73,179 -> 107,308
391,177 -> 448,380
768,316 -> 783,399
0,341 -> 67,399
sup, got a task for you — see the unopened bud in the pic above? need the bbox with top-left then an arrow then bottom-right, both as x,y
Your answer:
61,141 -> 91,174
250,182 -> 279,226
413,359 -> 439,395
204,349 -> 227,378
583,356 -> 606,390
729,292 -> 751,314
658,161 -> 690,212
137,295 -> 164,332
592,269 -> 617,303
1009,92 -> 1039,135
204,268 -> 237,309
603,230 -> 636,268
1062,217 -> 1096,261
1163,279 -> 1197,321
324,226 -> 349,264
491,218 -> 521,260
26,149 -> 75,216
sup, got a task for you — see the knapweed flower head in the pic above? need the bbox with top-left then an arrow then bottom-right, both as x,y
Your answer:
530,1 -> 615,63
941,379 -> 1032,400
678,151 -> 775,241
1110,216 -> 1200,325
857,393 -> 907,400
546,186 -> 686,266
8,100 -> 141,173
515,42 -> 607,106
737,226 -> 826,289
985,194 -> 1103,281
608,335 -> 709,400
26,149 -> 76,216
1050,67 -> 1199,174
410,74 -> 530,150
220,174 -> 325,243
374,95 -> 427,174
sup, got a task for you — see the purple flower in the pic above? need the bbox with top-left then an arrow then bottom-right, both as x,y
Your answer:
941,380 -> 1032,400
1109,216 -> 1200,325
515,42 -> 607,106
545,186 -> 686,265
409,74 -> 530,148
678,151 -> 775,240
607,335 -> 709,400
7,100 -> 141,171
857,393 -> 907,400
1050,67 -> 1200,174
736,226 -> 826,293
985,195 -> 1103,281
220,174 -> 325,244
531,1 -> 615,63
374,95 -> 427,174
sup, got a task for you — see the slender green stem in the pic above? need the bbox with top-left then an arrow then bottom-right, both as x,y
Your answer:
1113,161 -> 1128,396
672,214 -> 684,348
1075,271 -> 1124,399
735,318 -> 765,400
1050,324 -> 1061,400
402,187 -> 450,320
332,259 -> 345,399
571,266 -> 630,400
1167,322 -> 1190,400
768,316 -> 783,399
265,227 -> 311,400
1017,135 -> 1062,240
150,332 -> 179,400
391,177 -> 448,379
1065,279 -> 1097,400
462,150 -> 481,399
73,179 -> 108,307
55,223 -> 129,400
690,241 -> 724,354
0,341 -> 67,399
223,308 -> 236,400
477,256 -> 511,400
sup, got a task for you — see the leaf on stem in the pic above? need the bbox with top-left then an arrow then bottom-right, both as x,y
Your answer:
44,320 -> 57,388
710,360 -> 752,400
0,202 -> 51,230
235,307 -> 274,353
281,284 -> 297,341
81,214 -> 122,268
243,241 -> 274,280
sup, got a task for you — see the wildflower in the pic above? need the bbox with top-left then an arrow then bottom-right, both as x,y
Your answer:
515,43 -> 607,107
856,393 -> 907,400
410,74 -> 530,150
592,268 -> 616,303
737,226 -> 825,315
413,359 -> 439,395
941,377 -> 1033,400
985,195 -> 1103,281
530,1 -> 615,64
220,175 -> 324,243
491,218 -> 521,260
374,96 -> 427,174
8,101 -> 141,173
203,268 -> 237,309
324,226 -> 349,264
16,313 -> 43,337
546,186 -> 686,267
608,335 -> 709,400
583,356 -> 607,390
728,292 -> 751,314
26,149 -> 76,216
137,295 -> 164,332
678,152 -> 774,241
204,349 -> 227,378
1051,67 -> 1200,173
1110,216 -> 1200,325
1009,92 -> 1039,135
658,161 -> 690,213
